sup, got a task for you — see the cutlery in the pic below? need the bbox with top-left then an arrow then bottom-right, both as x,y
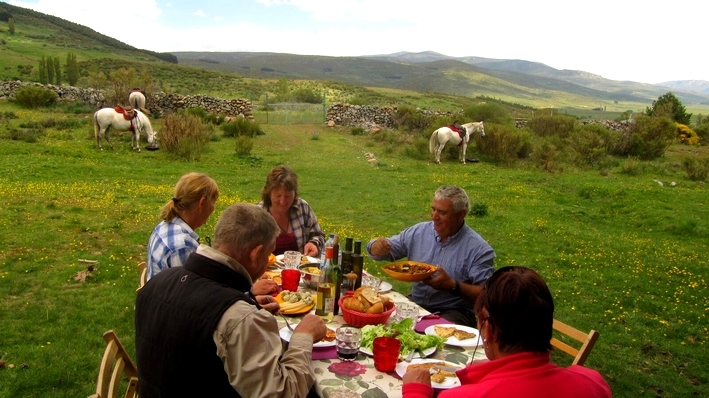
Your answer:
280,313 -> 295,332
417,311 -> 440,322
431,364 -> 462,373
404,350 -> 416,362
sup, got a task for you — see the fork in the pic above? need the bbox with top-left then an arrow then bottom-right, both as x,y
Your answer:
280,313 -> 295,332
404,349 -> 416,362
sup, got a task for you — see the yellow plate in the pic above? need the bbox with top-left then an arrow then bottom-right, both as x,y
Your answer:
275,292 -> 317,315
382,261 -> 437,282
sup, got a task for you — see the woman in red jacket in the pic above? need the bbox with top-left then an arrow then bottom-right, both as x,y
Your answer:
402,266 -> 612,398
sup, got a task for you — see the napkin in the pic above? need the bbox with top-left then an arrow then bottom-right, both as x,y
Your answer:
414,316 -> 452,333
311,346 -> 339,360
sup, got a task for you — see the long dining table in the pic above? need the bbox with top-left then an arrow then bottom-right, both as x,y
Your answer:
275,283 -> 487,398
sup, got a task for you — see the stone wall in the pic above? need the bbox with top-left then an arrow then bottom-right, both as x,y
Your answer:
0,81 -> 252,118
325,103 -> 460,129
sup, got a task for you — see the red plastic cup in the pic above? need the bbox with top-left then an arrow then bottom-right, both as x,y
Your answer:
281,269 -> 301,292
372,336 -> 401,372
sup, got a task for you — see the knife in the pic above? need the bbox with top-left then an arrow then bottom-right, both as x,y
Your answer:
431,364 -> 463,373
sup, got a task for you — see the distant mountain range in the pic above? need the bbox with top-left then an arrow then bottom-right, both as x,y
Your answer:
172,50 -> 709,108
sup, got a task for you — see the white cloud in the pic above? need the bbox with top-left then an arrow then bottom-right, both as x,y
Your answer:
193,10 -> 206,17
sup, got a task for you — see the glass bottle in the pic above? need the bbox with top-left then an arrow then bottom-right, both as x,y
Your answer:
320,233 -> 335,269
330,236 -> 343,316
340,237 -> 354,275
352,240 -> 364,289
316,246 -> 336,321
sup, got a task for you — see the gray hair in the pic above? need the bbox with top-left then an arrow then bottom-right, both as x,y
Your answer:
434,185 -> 470,214
213,203 -> 279,254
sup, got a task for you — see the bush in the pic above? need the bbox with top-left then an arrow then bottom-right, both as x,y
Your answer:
530,140 -> 558,172
526,114 -> 576,138
404,138 -> 429,160
14,86 -> 58,108
60,101 -> 94,114
463,103 -> 512,125
470,202 -> 489,217
221,118 -> 264,138
620,157 -> 644,176
234,136 -> 254,157
566,124 -> 617,167
6,127 -> 43,143
682,158 -> 709,181
184,107 -> 223,125
614,116 -> 675,160
350,126 -> 365,136
474,124 -> 530,166
695,123 -> 709,146
292,88 -> 321,104
676,123 -> 700,145
160,113 -> 212,161
393,105 -> 430,132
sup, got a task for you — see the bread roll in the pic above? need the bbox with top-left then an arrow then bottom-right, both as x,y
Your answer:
366,301 -> 384,314
343,296 -> 365,312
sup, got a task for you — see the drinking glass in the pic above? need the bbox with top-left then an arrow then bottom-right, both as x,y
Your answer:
372,336 -> 401,372
395,303 -> 419,328
335,326 -> 362,361
362,274 -> 382,294
281,269 -> 301,292
283,251 -> 302,269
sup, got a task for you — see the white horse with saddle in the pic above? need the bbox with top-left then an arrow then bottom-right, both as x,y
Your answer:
429,121 -> 485,164
128,89 -> 150,115
93,107 -> 157,151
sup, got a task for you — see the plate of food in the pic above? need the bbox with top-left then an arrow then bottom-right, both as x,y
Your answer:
275,254 -> 320,267
268,253 -> 277,267
280,325 -> 337,348
425,324 -> 482,347
395,359 -> 463,389
359,319 -> 444,359
382,261 -> 437,282
275,291 -> 316,315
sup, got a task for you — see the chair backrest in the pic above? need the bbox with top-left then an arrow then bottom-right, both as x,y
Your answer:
137,262 -> 147,292
550,318 -> 599,366
88,330 -> 139,398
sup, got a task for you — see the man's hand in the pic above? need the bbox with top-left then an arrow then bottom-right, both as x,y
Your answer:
294,314 -> 327,344
252,279 -> 278,295
402,367 -> 432,386
303,243 -> 319,257
423,266 -> 456,291
254,294 -> 280,314
370,237 -> 391,257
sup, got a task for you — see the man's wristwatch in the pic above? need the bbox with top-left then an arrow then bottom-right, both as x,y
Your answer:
449,280 -> 461,296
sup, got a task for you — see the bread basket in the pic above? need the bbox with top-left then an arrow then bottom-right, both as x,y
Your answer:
338,297 -> 395,327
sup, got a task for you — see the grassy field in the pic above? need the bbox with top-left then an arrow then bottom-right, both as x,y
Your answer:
0,101 -> 707,397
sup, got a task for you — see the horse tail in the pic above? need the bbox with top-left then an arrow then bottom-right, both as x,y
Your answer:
429,129 -> 438,154
93,111 -> 99,140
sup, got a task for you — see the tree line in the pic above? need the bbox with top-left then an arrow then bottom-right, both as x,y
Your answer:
37,52 -> 79,86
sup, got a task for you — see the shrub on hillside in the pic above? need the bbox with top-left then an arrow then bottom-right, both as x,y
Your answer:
682,158 -> 709,181
566,124 -> 618,167
613,116 -> 675,160
184,107 -> 224,125
694,122 -> 709,146
404,137 -> 429,160
14,86 -> 58,108
473,124 -> 530,166
463,103 -> 512,125
292,88 -> 321,104
530,140 -> 558,172
160,113 -> 212,161
221,118 -> 264,138
351,126 -> 365,136
676,123 -> 700,145
234,136 -> 254,157
393,105 -> 430,132
526,114 -> 576,138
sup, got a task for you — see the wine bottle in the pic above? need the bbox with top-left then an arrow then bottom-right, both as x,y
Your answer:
340,237 -> 354,274
352,240 -> 364,289
316,246 -> 335,321
330,235 -> 343,316
320,233 -> 335,269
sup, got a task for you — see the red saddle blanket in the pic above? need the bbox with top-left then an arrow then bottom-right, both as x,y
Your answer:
448,125 -> 466,145
113,107 -> 136,131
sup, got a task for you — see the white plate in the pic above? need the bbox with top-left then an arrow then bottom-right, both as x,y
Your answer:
395,359 -> 463,389
359,344 -> 436,359
275,254 -> 320,267
378,281 -> 393,293
424,324 -> 482,347
279,325 -> 337,348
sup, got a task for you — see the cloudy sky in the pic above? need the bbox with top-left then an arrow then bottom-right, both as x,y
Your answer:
9,0 -> 708,84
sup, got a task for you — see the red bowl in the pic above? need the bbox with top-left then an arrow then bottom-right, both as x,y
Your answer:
338,297 -> 395,327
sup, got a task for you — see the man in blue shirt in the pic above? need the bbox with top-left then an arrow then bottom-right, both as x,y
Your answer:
367,185 -> 495,327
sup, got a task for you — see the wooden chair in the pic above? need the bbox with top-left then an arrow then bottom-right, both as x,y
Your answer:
137,262 -> 147,292
551,318 -> 599,366
88,330 -> 139,398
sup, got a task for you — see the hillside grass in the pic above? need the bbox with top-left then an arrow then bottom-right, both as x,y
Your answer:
0,100 -> 707,397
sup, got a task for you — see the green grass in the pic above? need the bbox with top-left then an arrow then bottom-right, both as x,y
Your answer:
0,101 -> 707,397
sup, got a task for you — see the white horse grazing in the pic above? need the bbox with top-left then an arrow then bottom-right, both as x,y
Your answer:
429,122 -> 485,164
93,107 -> 157,151
128,90 -> 150,114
